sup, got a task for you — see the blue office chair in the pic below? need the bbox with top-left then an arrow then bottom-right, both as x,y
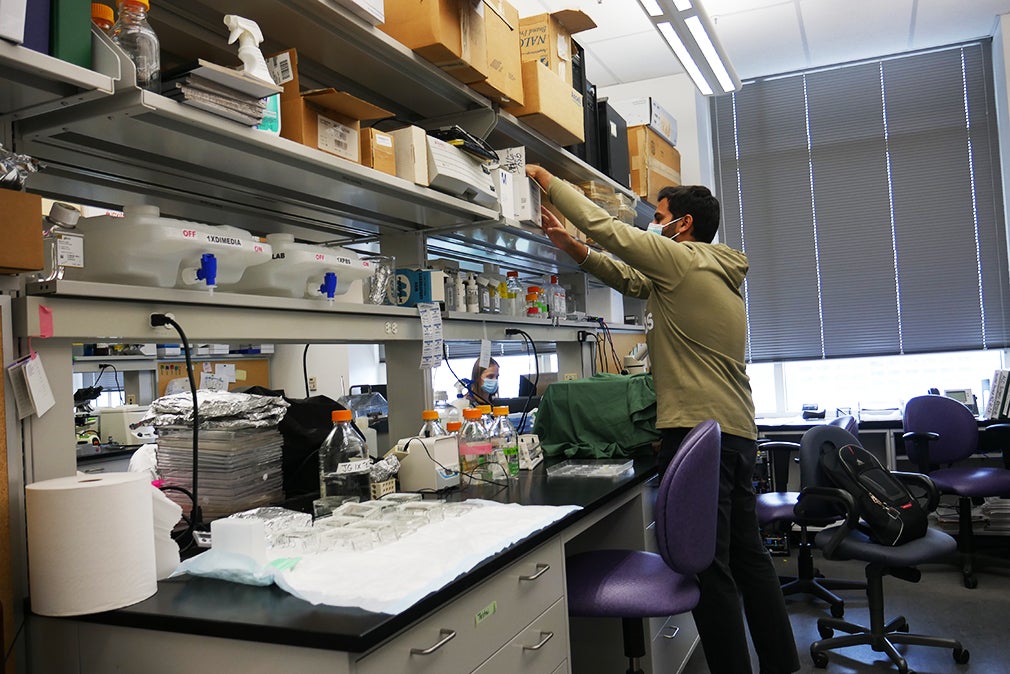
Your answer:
755,416 -> 865,617
796,424 -> 969,674
565,420 -> 720,674
903,394 -> 1010,588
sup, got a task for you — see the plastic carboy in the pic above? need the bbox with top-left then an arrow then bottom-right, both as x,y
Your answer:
418,410 -> 446,438
111,0 -> 161,92
458,407 -> 492,484
491,405 -> 520,479
319,409 -> 372,502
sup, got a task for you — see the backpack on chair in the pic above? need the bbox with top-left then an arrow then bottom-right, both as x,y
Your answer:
820,442 -> 929,546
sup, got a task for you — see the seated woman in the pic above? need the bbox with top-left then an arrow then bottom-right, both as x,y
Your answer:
467,357 -> 500,406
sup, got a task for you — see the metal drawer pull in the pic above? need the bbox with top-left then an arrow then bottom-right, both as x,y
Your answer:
522,631 -> 554,651
519,563 -> 550,581
661,626 -> 681,639
410,629 -> 456,655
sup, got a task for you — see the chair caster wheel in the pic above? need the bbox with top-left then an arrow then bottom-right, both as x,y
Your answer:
830,603 -> 844,618
812,651 -> 829,669
954,647 -> 970,664
963,574 -> 977,589
818,625 -> 833,639
898,622 -> 910,632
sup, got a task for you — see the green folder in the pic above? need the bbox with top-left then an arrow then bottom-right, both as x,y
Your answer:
51,0 -> 91,69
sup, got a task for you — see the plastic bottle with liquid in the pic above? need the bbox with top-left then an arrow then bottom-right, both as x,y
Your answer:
453,271 -> 465,312
505,271 -> 524,317
319,409 -> 372,502
91,3 -> 114,32
418,410 -> 446,438
491,405 -> 520,480
458,407 -> 492,484
434,390 -> 459,425
465,273 -> 479,313
111,0 -> 161,92
450,382 -> 469,420
547,275 -> 566,319
477,404 -> 494,433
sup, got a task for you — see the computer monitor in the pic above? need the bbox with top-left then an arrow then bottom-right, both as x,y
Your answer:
518,373 -> 558,397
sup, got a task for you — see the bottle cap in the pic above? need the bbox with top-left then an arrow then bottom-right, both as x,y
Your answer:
91,3 -> 114,23
332,409 -> 352,422
507,270 -> 519,277
463,407 -> 482,420
422,410 -> 439,420
478,405 -> 492,415
493,406 -> 509,416
446,421 -> 462,432
525,293 -> 538,301
550,275 -> 558,283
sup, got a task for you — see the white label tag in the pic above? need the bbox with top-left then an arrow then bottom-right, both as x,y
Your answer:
375,132 -> 393,147
478,339 -> 491,369
266,52 -> 293,85
318,116 -> 357,160
56,233 -> 84,268
337,459 -> 371,474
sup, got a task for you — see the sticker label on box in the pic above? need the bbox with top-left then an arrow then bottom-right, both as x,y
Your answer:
318,116 -> 357,160
56,233 -> 84,268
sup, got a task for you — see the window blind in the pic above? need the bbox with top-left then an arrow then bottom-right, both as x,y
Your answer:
712,41 -> 1010,362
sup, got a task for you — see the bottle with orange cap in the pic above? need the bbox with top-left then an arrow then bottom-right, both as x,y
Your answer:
418,409 -> 446,438
110,0 -> 160,91
491,405 -> 519,480
458,407 -> 492,484
318,409 -> 372,503
91,3 -> 114,32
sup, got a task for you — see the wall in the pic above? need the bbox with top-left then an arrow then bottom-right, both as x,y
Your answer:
271,344 -> 351,401
995,14 -> 1010,260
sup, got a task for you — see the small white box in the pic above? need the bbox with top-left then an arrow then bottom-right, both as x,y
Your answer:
394,435 -> 460,492
496,168 -> 516,221
390,125 -> 430,186
611,96 -> 678,147
497,146 -> 541,226
100,405 -> 153,445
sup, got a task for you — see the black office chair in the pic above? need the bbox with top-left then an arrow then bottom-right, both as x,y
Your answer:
796,424 -> 969,674
903,394 -> 1010,588
755,416 -> 865,617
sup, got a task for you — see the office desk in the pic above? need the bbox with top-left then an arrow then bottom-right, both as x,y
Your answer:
27,457 -> 694,674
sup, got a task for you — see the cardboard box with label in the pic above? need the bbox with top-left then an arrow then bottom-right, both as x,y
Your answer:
503,60 -> 584,146
0,190 -> 43,274
628,125 -> 682,205
389,125 -> 430,186
360,128 -> 397,176
379,0 -> 488,84
267,49 -> 392,162
518,10 -> 596,86
469,0 -> 524,106
612,96 -> 678,148
496,146 -> 540,225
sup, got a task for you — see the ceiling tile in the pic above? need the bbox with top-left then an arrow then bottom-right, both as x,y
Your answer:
584,30 -> 683,86
710,3 -> 806,80
913,0 -> 1010,49
801,0 -> 915,71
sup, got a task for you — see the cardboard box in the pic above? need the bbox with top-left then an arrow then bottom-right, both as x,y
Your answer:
389,125 -> 430,186
379,0 -> 488,84
469,0 -> 524,106
627,125 -> 682,205
612,96 -> 678,147
519,10 -> 596,86
502,60 -> 584,146
268,49 -> 391,162
360,128 -> 397,176
0,190 -> 43,274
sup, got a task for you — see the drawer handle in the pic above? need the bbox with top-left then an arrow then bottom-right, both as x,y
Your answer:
661,625 -> 681,639
519,563 -> 550,581
522,631 -> 554,651
82,467 -> 106,474
410,628 -> 456,656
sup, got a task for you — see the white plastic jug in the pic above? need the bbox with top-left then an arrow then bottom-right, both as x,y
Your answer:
223,233 -> 371,300
66,205 -> 272,290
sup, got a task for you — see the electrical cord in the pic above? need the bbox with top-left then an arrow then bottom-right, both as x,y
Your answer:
302,343 -> 311,398
597,319 -> 623,373
150,313 -> 203,541
441,343 -> 495,407
505,328 -> 538,433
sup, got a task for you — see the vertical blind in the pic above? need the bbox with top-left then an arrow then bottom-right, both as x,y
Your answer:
712,41 -> 1010,362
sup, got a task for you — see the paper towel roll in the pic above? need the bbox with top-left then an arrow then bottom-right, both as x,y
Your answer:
26,472 -> 157,616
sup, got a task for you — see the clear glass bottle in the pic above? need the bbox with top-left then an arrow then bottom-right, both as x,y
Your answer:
477,404 -> 494,432
547,275 -> 566,319
505,270 -> 524,317
319,409 -> 372,503
491,405 -> 520,480
92,2 -> 114,32
418,409 -> 446,438
111,0 -> 161,92
458,407 -> 492,484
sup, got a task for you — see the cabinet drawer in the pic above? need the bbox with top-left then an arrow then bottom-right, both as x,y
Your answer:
473,598 -> 569,674
356,538 -> 564,674
649,612 -> 699,673
553,659 -> 570,674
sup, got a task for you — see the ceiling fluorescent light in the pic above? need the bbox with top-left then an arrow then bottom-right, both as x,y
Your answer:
685,15 -> 736,93
640,0 -> 663,17
673,0 -> 693,10
657,22 -> 713,96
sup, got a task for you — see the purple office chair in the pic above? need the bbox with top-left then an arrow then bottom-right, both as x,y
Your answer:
797,424 -> 969,673
755,416 -> 865,617
903,393 -> 1010,588
565,420 -> 720,674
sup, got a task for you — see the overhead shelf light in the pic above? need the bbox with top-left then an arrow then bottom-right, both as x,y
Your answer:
636,0 -> 741,96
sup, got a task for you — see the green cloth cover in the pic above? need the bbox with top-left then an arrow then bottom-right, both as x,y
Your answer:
533,373 -> 660,459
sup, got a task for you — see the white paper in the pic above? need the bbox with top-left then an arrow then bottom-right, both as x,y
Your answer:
200,372 -> 229,391
417,303 -> 444,369
5,357 -> 33,419
215,363 -> 237,383
479,338 -> 491,369
24,353 -> 56,418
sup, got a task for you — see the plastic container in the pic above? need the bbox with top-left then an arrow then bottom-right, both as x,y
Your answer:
491,405 -> 519,480
66,205 -> 272,290
458,407 -> 492,485
319,409 -> 372,504
223,233 -> 370,300
224,15 -> 281,135
418,409 -> 446,438
111,0 -> 160,92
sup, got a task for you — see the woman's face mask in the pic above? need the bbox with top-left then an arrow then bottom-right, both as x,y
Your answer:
481,378 -> 499,395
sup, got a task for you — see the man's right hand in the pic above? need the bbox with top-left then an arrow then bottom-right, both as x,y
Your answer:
540,206 -> 589,264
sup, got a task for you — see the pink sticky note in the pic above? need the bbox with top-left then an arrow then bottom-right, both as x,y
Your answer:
37,306 -> 54,338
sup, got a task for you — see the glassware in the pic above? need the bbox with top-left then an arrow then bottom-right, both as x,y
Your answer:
491,405 -> 520,480
111,0 -> 161,91
418,409 -> 446,438
458,407 -> 492,485
318,409 -> 372,505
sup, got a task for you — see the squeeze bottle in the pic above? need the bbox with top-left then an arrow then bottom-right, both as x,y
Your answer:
223,15 -> 281,135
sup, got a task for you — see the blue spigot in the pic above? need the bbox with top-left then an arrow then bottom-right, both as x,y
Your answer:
319,271 -> 337,299
196,253 -> 218,288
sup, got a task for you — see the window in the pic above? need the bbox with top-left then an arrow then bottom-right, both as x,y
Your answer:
712,41 -> 1010,363
431,342 -> 557,399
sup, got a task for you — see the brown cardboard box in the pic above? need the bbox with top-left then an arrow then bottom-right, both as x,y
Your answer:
360,128 -> 397,176
268,49 -> 391,162
0,190 -> 43,274
469,0 -> 524,106
627,125 -> 682,204
503,60 -> 584,145
519,10 -> 596,86
379,0 -> 488,84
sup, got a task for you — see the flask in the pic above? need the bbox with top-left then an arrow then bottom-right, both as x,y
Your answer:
224,15 -> 281,135
491,405 -> 520,480
505,271 -> 523,317
319,409 -> 372,502
111,0 -> 161,92
418,410 -> 446,438
92,3 -> 114,32
458,407 -> 492,484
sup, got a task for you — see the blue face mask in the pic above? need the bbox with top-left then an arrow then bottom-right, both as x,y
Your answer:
481,378 -> 499,395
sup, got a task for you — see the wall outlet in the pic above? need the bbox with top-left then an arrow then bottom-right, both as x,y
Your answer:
308,376 -> 318,392
562,373 -> 578,381
126,394 -> 137,405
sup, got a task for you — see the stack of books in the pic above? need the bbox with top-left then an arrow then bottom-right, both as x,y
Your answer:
984,369 -> 1010,419
161,59 -> 281,127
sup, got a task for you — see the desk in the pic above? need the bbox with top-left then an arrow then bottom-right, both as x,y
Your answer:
26,457 -> 696,674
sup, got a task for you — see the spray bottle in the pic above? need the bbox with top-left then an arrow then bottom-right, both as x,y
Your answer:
223,15 -> 281,135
